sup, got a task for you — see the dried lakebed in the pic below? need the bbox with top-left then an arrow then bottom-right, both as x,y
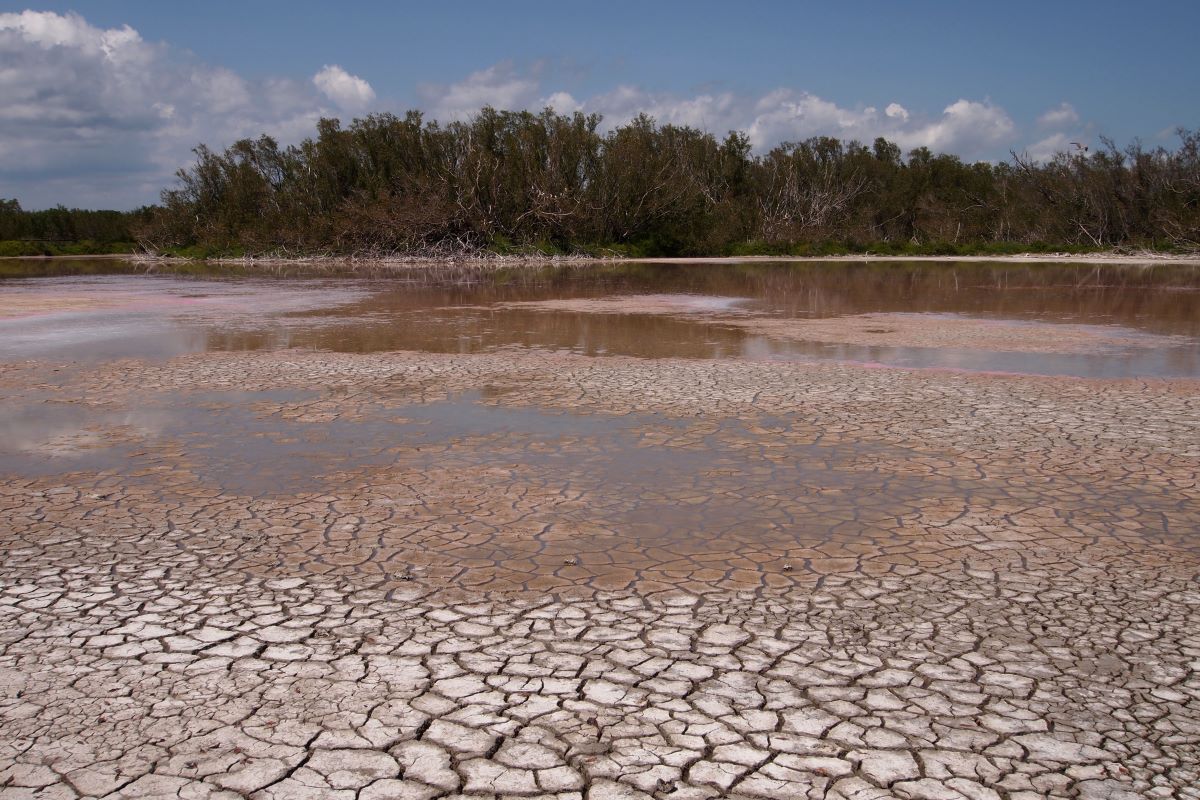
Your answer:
1,260 -> 1199,800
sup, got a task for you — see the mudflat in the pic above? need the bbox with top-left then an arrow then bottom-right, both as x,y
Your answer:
1,260 -> 1199,799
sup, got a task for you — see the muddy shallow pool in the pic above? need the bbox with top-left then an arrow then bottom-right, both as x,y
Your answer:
2,258 -> 1199,377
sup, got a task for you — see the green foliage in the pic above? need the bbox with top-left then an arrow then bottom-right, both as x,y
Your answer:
0,239 -> 138,257
0,199 -> 148,254
20,114 -> 1200,258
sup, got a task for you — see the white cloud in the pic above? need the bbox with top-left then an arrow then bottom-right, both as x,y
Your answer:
0,9 -> 142,55
0,13 -> 1036,209
419,62 -> 541,120
1024,103 -> 1089,161
742,90 -> 874,148
1037,102 -> 1079,128
457,66 -> 1016,161
540,91 -> 582,113
892,99 -> 1015,154
1026,133 -> 1073,162
313,64 -> 375,110
586,85 -> 741,131
0,10 -> 344,208
572,86 -> 1014,160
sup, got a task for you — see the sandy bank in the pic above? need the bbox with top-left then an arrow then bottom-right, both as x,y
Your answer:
172,251 -> 1200,268
6,250 -> 1199,267
621,252 -> 1200,265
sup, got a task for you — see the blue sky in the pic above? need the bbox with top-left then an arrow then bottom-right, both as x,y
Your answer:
2,1 -> 1197,208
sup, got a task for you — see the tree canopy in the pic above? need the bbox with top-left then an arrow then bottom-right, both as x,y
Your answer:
18,108 -> 1200,257
0,199 -> 150,255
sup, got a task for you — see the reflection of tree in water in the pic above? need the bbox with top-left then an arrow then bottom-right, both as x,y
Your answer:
13,258 -> 1200,363
227,260 -> 1200,340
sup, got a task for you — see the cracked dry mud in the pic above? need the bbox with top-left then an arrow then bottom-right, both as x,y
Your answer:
2,343 -> 1200,798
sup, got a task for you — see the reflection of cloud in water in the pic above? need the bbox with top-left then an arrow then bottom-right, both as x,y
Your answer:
2,261 -> 1199,378
627,294 -> 750,312
0,276 -> 369,361
0,401 -> 172,461
500,294 -> 753,316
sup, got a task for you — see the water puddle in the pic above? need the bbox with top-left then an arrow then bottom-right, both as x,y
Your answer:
1,258 -> 1198,377
3,259 -> 1197,589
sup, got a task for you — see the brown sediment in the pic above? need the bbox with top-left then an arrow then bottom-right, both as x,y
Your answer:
620,252 -> 1200,265
119,251 -> 1200,267
500,297 -> 1188,355
2,333 -> 1199,795
725,311 -> 1191,353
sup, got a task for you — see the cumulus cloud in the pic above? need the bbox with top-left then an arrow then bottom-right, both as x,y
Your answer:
1037,102 -> 1079,129
0,10 -> 348,208
742,90 -> 877,148
419,62 -> 542,120
576,87 -> 1013,160
540,91 -> 582,114
892,99 -> 1016,153
313,64 -> 375,110
1022,102 -> 1090,161
1,12 -> 1035,209
417,64 -> 1017,161
1026,133 -> 1074,162
585,85 -> 740,131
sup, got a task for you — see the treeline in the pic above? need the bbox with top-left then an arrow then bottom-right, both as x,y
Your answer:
0,199 -> 149,256
137,109 -> 1200,256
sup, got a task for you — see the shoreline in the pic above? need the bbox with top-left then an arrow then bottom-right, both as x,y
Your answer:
4,250 -> 1200,267
622,252 -> 1200,265
0,252 -> 136,261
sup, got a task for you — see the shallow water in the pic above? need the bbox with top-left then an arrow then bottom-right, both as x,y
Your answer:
2,258 -> 1198,597
2,258 -> 1199,377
